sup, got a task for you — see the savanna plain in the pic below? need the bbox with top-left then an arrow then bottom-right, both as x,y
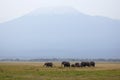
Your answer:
0,62 -> 120,80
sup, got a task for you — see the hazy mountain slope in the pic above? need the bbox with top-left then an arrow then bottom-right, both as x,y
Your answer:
0,7 -> 120,58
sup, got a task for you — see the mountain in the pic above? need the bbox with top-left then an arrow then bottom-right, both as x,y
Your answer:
0,7 -> 120,59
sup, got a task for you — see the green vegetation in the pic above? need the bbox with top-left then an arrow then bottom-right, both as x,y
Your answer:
0,62 -> 120,80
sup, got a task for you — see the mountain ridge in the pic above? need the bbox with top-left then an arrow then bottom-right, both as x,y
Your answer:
1,7 -> 120,24
0,7 -> 120,59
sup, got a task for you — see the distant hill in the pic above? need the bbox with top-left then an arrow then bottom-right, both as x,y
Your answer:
0,7 -> 120,59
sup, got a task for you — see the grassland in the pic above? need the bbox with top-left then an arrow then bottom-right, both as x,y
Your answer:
0,62 -> 120,80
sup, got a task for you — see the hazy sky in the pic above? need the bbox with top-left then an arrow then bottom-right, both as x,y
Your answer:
0,0 -> 120,23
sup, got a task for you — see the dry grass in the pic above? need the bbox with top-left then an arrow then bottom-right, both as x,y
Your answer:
0,62 -> 120,80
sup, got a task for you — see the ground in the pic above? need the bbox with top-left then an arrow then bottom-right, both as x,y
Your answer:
0,62 -> 120,80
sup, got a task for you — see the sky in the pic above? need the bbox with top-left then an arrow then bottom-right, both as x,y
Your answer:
0,0 -> 120,23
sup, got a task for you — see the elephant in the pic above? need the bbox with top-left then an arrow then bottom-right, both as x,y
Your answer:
75,63 -> 80,67
80,62 -> 90,67
90,61 -> 95,67
61,61 -> 70,67
80,61 -> 95,67
44,62 -> 53,67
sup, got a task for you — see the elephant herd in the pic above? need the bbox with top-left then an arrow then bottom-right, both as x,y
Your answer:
71,61 -> 95,67
44,61 -> 95,67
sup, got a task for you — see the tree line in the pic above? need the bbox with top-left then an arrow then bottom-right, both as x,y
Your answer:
0,58 -> 120,62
